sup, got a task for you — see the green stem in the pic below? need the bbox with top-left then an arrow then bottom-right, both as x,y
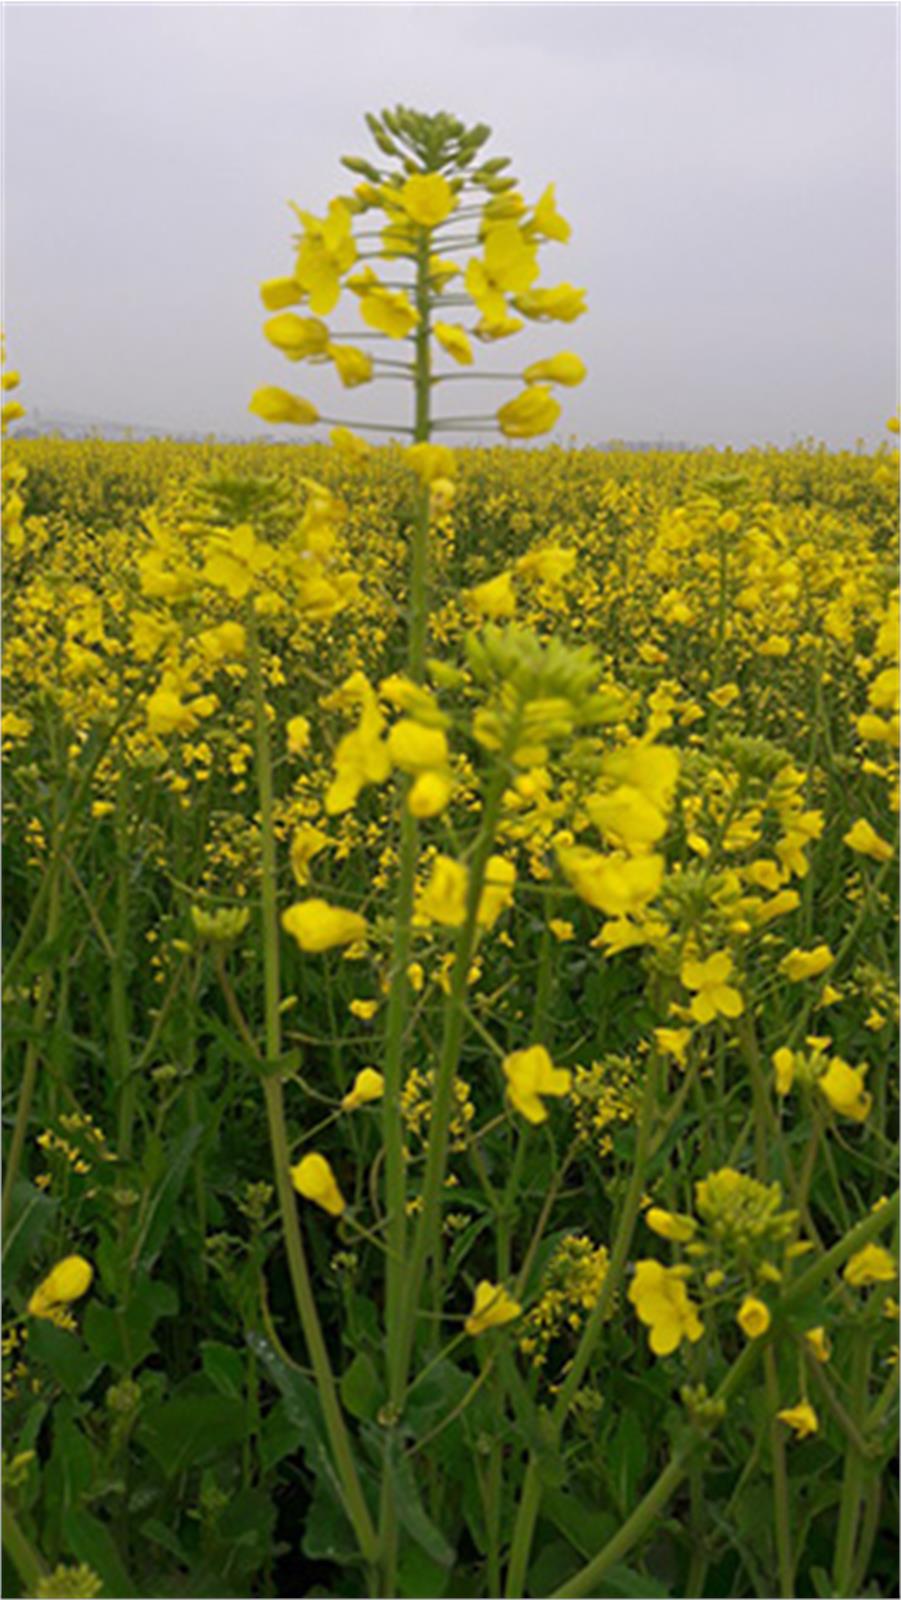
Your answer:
832,1328 -> 873,1596
394,760 -> 511,1389
113,778 -> 136,1158
850,1477 -> 882,1598
765,1345 -> 795,1595
246,607 -> 377,1567
1,1499 -> 48,1593
378,226 -> 434,1596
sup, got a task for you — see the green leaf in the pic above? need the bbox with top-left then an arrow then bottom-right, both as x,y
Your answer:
137,1393 -> 248,1478
602,1563 -> 672,1598
201,1340 -> 245,1399
397,1542 -> 453,1598
379,1434 -> 454,1569
340,1351 -> 383,1423
528,1537 -> 581,1595
612,1411 -> 648,1509
62,1507 -> 135,1600
258,1400 -> 303,1476
302,1480 -> 361,1565
2,1181 -> 58,1284
140,1517 -> 189,1563
27,1320 -> 104,1398
83,1276 -> 177,1371
247,1332 -> 349,1512
132,1123 -> 203,1269
403,1359 -> 471,1437
216,1487 -> 277,1572
45,1414 -> 95,1527
543,1490 -> 616,1561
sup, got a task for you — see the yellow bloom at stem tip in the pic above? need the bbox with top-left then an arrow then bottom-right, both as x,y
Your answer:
290,1153 -> 345,1216
680,951 -> 744,1025
28,1256 -> 94,1319
264,313 -> 330,360
286,716 -> 311,756
502,1044 -> 572,1124
398,172 -> 457,228
843,818 -> 894,862
772,1047 -> 795,1096
557,846 -> 664,918
737,1296 -> 772,1339
817,1057 -> 871,1123
531,184 -> 571,243
843,1244 -> 896,1287
282,900 -> 366,953
628,1260 -> 704,1357
645,1208 -> 697,1244
777,1401 -> 818,1439
387,719 -> 449,773
434,323 -> 474,365
260,276 -> 303,311
497,386 -> 561,439
522,353 -> 586,387
249,387 -> 319,427
341,1068 -> 385,1111
465,1280 -> 522,1336
779,945 -> 834,982
804,1326 -> 831,1363
408,769 -> 453,818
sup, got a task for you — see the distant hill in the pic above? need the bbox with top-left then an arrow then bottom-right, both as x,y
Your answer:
13,409 -> 695,452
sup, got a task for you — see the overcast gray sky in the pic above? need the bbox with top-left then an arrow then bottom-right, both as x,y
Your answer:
3,2 -> 898,447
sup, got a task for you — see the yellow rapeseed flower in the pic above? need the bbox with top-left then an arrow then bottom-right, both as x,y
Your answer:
341,1069 -> 385,1111
680,952 -> 744,1024
779,945 -> 834,982
282,900 -> 367,953
737,1296 -> 771,1339
398,173 -> 457,228
497,386 -> 561,439
843,1244 -> 896,1287
522,353 -> 586,387
628,1261 -> 704,1357
249,387 -> 319,426
434,322 -> 474,365
777,1401 -> 818,1439
502,1044 -> 572,1124
645,1208 -> 697,1243
465,1281 -> 522,1336
817,1057 -> 871,1122
28,1256 -> 94,1319
290,1153 -> 345,1216
843,818 -> 894,862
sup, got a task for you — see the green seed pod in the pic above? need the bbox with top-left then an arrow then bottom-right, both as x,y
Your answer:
341,155 -> 383,184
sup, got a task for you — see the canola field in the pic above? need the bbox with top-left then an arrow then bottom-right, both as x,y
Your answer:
2,105 -> 899,1600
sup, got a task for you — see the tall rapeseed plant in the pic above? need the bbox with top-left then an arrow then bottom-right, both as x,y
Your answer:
248,107 -> 590,1591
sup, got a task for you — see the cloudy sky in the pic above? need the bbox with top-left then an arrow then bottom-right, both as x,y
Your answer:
3,3 -> 898,447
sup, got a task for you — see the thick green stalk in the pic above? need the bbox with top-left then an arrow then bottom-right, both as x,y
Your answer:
378,227 -> 434,1594
246,609 -> 377,1567
395,760 -> 511,1388
764,1345 -> 795,1596
832,1329 -> 873,1596
113,778 -> 136,1159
